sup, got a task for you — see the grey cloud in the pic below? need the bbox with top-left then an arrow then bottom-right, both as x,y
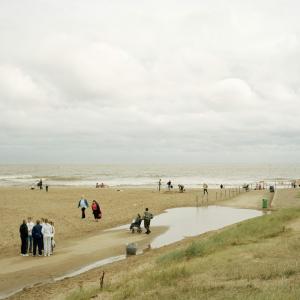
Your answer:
0,0 -> 300,163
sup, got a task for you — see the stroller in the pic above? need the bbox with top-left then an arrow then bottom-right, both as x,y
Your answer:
130,214 -> 142,233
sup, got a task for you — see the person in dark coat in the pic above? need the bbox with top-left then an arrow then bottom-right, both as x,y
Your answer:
19,220 -> 28,256
143,208 -> 153,234
91,200 -> 102,221
32,220 -> 43,256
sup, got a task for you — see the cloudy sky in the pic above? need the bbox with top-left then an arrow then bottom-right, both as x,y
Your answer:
0,0 -> 299,163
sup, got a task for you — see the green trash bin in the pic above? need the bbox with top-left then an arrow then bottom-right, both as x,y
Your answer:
262,199 -> 268,209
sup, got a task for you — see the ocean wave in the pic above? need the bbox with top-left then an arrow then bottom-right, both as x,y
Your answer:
0,174 -> 33,180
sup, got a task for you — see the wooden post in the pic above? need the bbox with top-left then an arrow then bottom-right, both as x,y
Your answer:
100,271 -> 105,290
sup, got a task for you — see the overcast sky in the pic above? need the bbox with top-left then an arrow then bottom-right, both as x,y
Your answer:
0,0 -> 299,163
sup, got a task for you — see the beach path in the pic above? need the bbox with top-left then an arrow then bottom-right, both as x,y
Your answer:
0,226 -> 166,299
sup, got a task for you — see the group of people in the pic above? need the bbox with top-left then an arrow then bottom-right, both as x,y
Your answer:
31,179 -> 49,192
96,182 -> 108,188
19,217 -> 55,257
78,196 -> 102,221
130,208 -> 153,234
159,179 -> 210,194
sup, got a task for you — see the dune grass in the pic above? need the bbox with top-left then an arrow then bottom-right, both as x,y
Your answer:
66,208 -> 300,300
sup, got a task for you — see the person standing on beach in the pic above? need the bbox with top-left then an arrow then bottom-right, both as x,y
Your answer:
38,179 -> 43,190
45,184 -> 49,192
91,200 -> 102,221
32,220 -> 43,256
26,217 -> 34,254
19,220 -> 28,256
203,183 -> 208,195
78,196 -> 89,219
158,179 -> 162,192
49,221 -> 55,254
40,218 -> 45,251
143,208 -> 153,234
42,219 -> 52,256
167,180 -> 172,191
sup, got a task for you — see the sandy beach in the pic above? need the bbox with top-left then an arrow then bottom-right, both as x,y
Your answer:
0,186 -> 272,299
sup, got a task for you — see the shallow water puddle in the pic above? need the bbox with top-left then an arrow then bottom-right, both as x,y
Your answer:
58,206 -> 262,280
150,206 -> 263,248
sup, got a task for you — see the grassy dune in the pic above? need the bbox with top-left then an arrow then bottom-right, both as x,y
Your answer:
66,194 -> 300,300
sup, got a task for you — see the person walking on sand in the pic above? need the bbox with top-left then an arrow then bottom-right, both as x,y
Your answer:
27,217 -> 34,254
20,220 -> 28,256
203,183 -> 208,195
91,200 -> 102,221
78,196 -> 89,219
32,220 -> 43,256
42,219 -> 52,256
143,208 -> 153,234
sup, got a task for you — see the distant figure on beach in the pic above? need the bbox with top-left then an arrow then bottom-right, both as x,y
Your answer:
91,200 -> 102,221
143,208 -> 153,234
158,179 -> 162,192
243,184 -> 249,192
167,180 -> 173,191
203,183 -> 208,195
96,182 -> 100,188
78,196 -> 89,219
178,184 -> 185,193
42,219 -> 52,256
220,184 -> 224,189
38,179 -> 43,190
45,184 -> 49,192
27,217 -> 34,254
32,220 -> 43,256
20,220 -> 28,256
100,182 -> 105,188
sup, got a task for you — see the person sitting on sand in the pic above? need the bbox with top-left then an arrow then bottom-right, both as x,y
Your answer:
91,200 -> 102,221
19,220 -> 28,256
78,196 -> 89,219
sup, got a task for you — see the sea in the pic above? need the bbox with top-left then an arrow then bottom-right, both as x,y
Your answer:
0,164 -> 299,188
